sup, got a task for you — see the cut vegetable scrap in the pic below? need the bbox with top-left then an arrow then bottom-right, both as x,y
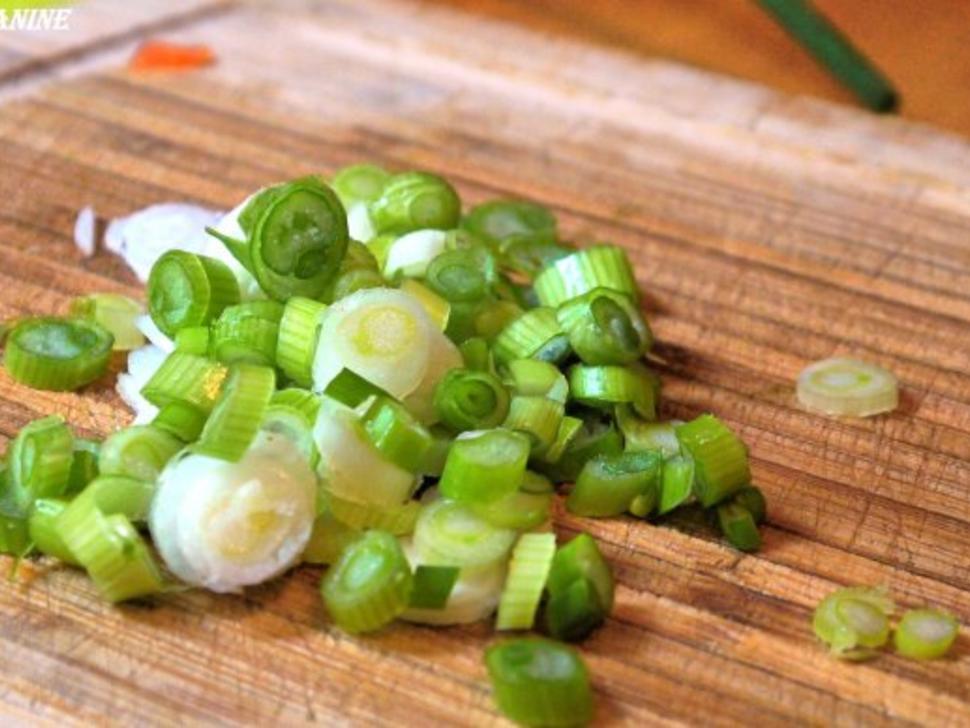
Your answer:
129,41 -> 216,72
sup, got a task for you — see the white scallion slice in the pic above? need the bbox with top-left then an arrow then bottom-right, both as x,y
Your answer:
149,431 -> 317,593
796,357 -> 898,417
311,287 -> 434,400
382,229 -> 448,279
401,328 -> 463,425
312,396 -> 417,508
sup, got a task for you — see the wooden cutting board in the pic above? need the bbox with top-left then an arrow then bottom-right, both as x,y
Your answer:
1,1 -> 968,724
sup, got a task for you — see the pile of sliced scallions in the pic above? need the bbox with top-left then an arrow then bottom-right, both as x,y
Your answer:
1,165 -> 776,726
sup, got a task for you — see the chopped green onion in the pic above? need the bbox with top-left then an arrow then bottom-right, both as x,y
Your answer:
414,498 -> 517,568
365,233 -> 397,271
261,402 -> 321,468
433,368 -> 510,432
497,235 -> 574,280
496,533 -> 556,631
69,293 -> 145,351
657,454 -> 695,515
271,387 -> 321,421
332,163 -> 390,206
4,316 -> 113,391
141,352 -> 228,414
716,502 -> 761,552
0,485 -> 30,557
797,357 -> 898,417
248,179 -> 349,301
557,287 -> 651,365
64,475 -> 156,522
474,300 -> 523,342
152,401 -> 207,443
99,425 -> 183,482
326,493 -> 420,535
485,638 -> 594,728
359,395 -> 433,474
894,608 -> 959,660
425,247 -> 496,303
174,326 -> 210,355
302,507 -> 360,565
733,486 -> 767,525
217,300 -> 286,325
617,410 -> 680,458
537,416 -> 582,466
459,336 -> 493,372
8,415 -> 74,509
813,586 -> 894,659
320,529 -> 413,634
504,359 -> 569,403
547,533 -> 615,612
540,414 -> 623,483
193,363 -> 276,461
211,315 -> 279,367
324,266 -> 385,304
409,564 -> 461,609
534,244 -> 638,307
462,199 -> 557,244
493,307 -> 569,366
399,279 -> 450,331
57,498 -> 164,602
384,229 -> 449,279
567,450 -> 661,517
545,575 -> 606,643
521,470 -> 555,495
369,171 -> 461,234
66,438 -> 100,495
323,367 -> 390,408
675,414 -> 750,507
503,396 -> 564,452
28,498 -> 78,564
568,364 -> 656,419
276,297 -> 327,387
438,429 -> 530,505
470,488 -> 552,531
147,250 -> 240,337
399,330 -> 464,425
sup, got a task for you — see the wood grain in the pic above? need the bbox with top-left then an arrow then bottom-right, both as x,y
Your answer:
1,0 -> 969,724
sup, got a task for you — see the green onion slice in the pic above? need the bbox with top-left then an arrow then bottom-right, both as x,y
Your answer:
470,489 -> 552,531
534,244 -> 638,307
617,409 -> 680,458
557,287 -> 651,365
797,357 -> 898,417
369,171 -> 461,234
545,575 -> 607,643
485,638 -> 594,728
413,498 -> 517,568
503,396 -> 564,453
894,608 -> 959,660
657,454 -> 695,515
462,199 -> 557,243
399,279 -> 450,331
425,247 -> 497,304
28,498 -> 78,564
433,368 -> 510,433
409,564 -> 461,609
99,425 -> 183,482
174,326 -> 210,356
70,293 -> 145,351
67,438 -> 101,495
493,307 -> 569,366
326,492 -> 420,536
8,415 -> 74,509
4,316 -> 113,391
320,529 -> 413,634
568,364 -> 656,419
567,450 -> 661,518
733,486 -> 767,525
716,502 -> 761,552
812,585 -> 894,659
193,363 -> 276,462
496,532 -> 557,631
147,250 -> 240,337
504,359 -> 568,403
383,229 -> 449,279
332,163 -> 390,207
140,352 -> 228,414
675,414 -> 750,507
438,429 -> 530,505
249,179 -> 349,301
359,395 -> 434,474
547,533 -> 615,613
210,316 -> 279,367
152,401 -> 207,443
540,414 -> 623,483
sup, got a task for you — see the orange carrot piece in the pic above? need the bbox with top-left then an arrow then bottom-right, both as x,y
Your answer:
129,41 -> 215,71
